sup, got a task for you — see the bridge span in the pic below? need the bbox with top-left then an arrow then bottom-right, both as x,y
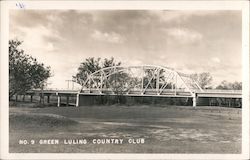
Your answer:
20,65 -> 242,107
23,89 -> 242,107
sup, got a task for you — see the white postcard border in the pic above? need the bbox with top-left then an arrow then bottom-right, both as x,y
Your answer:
1,1 -> 249,159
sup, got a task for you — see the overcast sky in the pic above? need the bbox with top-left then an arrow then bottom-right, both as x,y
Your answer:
9,10 -> 242,89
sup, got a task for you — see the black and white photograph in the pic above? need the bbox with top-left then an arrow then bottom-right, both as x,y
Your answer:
0,1 -> 249,159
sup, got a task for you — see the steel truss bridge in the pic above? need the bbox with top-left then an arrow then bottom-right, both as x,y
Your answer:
81,65 -> 202,96
24,65 -> 242,107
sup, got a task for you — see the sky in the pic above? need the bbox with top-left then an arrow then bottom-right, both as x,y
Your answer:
9,10 -> 242,89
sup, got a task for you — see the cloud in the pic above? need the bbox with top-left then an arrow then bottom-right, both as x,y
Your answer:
10,10 -> 50,28
165,28 -> 203,44
91,30 -> 125,44
9,10 -> 242,88
10,26 -> 49,51
211,57 -> 221,63
149,10 -> 222,23
46,42 -> 55,51
148,11 -> 183,22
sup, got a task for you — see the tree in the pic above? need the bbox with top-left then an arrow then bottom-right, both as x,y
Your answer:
74,57 -> 101,86
191,72 -> 213,89
231,81 -> 242,90
143,69 -> 166,89
103,57 -> 121,68
74,57 -> 121,86
108,72 -> 130,103
216,80 -> 242,90
9,40 -> 51,98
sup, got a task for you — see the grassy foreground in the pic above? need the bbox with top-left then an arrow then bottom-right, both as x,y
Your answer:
9,104 -> 241,153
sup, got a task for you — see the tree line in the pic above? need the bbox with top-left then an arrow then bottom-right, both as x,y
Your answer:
9,39 -> 242,99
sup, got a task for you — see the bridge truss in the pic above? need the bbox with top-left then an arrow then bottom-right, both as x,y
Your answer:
81,65 -> 203,97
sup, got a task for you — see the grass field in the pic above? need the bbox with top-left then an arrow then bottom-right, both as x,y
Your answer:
9,103 -> 241,153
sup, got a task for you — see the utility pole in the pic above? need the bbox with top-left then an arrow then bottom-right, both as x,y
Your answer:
66,79 -> 75,90
66,80 -> 71,90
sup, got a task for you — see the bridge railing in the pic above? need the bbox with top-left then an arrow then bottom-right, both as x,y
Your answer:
81,88 -> 188,92
28,88 -> 242,96
201,89 -> 242,93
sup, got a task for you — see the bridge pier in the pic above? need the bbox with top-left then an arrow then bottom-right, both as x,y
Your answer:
39,93 -> 44,104
47,95 -> 50,103
76,92 -> 80,107
56,93 -> 60,107
39,95 -> 41,103
66,95 -> 69,106
15,94 -> 18,102
192,93 -> 197,107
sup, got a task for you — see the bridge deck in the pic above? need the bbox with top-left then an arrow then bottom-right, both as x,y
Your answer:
17,89 -> 242,107
27,89 -> 242,99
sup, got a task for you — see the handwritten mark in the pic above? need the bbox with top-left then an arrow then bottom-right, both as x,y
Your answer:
16,2 -> 25,9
